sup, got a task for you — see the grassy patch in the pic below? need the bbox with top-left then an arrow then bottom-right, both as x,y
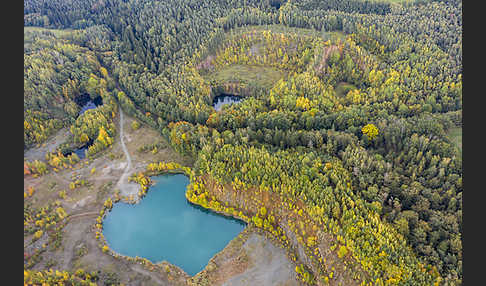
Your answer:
335,82 -> 357,98
24,26 -> 75,38
205,64 -> 286,90
322,31 -> 347,42
379,0 -> 416,4
364,0 -> 417,4
232,24 -> 346,41
447,127 -> 462,155
123,114 -> 194,167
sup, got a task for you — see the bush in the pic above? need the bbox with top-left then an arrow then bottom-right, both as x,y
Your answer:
131,120 -> 140,130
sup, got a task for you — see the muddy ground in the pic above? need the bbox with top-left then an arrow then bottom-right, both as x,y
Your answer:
24,109 -> 301,286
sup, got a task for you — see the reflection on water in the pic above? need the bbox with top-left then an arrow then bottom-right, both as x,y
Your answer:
63,140 -> 92,159
102,174 -> 246,276
213,94 -> 242,111
78,95 -> 103,116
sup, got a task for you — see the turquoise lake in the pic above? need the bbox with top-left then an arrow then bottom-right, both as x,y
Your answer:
102,174 -> 246,276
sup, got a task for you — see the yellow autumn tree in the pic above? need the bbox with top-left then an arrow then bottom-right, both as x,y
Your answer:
56,207 -> 67,219
104,197 -> 113,209
97,126 -> 113,147
34,230 -> 43,239
80,133 -> 90,144
131,120 -> 140,130
100,67 -> 108,78
362,123 -> 379,141
296,96 -> 311,111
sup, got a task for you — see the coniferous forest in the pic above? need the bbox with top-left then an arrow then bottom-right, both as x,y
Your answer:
24,0 -> 462,285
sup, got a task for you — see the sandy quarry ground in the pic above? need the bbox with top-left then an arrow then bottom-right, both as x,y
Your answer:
222,233 -> 300,286
24,107 -> 301,285
114,107 -> 141,198
198,228 -> 301,286
24,127 -> 71,162
189,226 -> 302,286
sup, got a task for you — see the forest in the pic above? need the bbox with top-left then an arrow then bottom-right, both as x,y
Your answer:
24,0 -> 461,285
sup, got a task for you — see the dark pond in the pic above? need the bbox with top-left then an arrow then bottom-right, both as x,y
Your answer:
270,0 -> 282,9
212,94 -> 242,111
102,174 -> 246,276
61,94 -> 103,159
71,145 -> 89,159
62,139 -> 93,159
75,93 -> 103,116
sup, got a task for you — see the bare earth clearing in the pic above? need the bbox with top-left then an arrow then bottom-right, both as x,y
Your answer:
191,227 -> 302,286
115,107 -> 140,198
24,107 -> 300,285
24,127 -> 71,162
221,233 -> 300,286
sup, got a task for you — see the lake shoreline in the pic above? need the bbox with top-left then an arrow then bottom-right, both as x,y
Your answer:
101,173 -> 246,276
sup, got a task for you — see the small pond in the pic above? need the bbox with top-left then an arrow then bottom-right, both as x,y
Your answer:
213,94 -> 242,111
71,144 -> 89,159
74,93 -> 103,116
62,139 -> 93,160
61,94 -> 103,159
102,174 -> 246,276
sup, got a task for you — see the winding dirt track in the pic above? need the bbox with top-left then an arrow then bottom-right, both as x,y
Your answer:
115,106 -> 135,194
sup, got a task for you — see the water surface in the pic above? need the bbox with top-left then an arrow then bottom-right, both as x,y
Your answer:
62,93 -> 102,159
78,95 -> 103,116
102,174 -> 246,276
72,145 -> 89,159
62,140 -> 92,159
213,94 -> 242,111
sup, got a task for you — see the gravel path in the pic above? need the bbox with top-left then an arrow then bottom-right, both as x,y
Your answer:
115,107 -> 140,197
118,107 -> 132,173
67,212 -> 99,220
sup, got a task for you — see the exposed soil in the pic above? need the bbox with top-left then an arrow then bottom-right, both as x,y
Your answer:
316,45 -> 339,74
24,108 -> 189,285
221,233 -> 301,286
198,175 -> 365,286
197,55 -> 215,71
25,107 -> 300,285
191,227 -> 302,286
24,127 -> 71,162
115,107 -> 141,198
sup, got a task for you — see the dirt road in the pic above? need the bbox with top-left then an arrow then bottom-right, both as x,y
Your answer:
115,107 -> 140,197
